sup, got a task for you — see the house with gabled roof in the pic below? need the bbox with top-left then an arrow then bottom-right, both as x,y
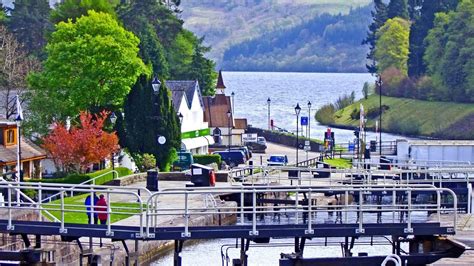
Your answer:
202,71 -> 248,147
166,80 -> 214,154
0,120 -> 46,179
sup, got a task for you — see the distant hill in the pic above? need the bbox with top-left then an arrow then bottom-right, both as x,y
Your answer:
180,0 -> 372,72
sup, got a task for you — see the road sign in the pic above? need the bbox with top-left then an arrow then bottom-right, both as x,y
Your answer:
298,143 -> 304,149
305,140 -> 310,146
242,133 -> 258,143
301,116 -> 308,126
304,145 -> 311,151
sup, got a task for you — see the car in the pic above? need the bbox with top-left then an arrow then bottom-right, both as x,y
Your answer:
228,146 -> 252,161
267,154 -> 288,166
212,150 -> 246,167
257,137 -> 267,146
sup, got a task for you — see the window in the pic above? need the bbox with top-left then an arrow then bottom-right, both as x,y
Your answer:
6,129 -> 15,144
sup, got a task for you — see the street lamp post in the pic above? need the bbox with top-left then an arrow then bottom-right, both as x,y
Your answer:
227,110 -> 232,150
377,76 -> 383,156
295,103 -> 301,166
267,98 -> 271,130
151,76 -> 161,93
307,101 -> 312,140
177,112 -> 183,166
110,112 -> 117,179
231,92 -> 235,115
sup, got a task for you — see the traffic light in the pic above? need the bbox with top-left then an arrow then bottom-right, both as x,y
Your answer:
354,130 -> 360,139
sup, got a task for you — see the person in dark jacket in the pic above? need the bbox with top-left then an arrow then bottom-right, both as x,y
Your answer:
96,194 -> 108,225
84,193 -> 99,224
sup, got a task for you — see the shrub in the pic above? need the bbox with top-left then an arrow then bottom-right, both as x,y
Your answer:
193,154 -> 222,165
334,91 -> 355,110
350,108 -> 360,120
362,82 -> 371,99
29,167 -> 132,185
132,153 -> 157,172
315,103 -> 336,124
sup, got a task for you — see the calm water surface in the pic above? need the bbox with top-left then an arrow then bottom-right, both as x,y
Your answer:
224,71 -> 407,143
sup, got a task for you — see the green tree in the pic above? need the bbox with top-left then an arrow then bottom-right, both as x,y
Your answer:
28,10 -> 149,134
374,17 -> 411,75
387,0 -> 409,20
50,0 -> 119,24
425,0 -> 474,102
119,1 -> 216,95
407,0 -> 458,77
120,75 -> 181,171
7,0 -> 52,58
118,1 -> 172,78
187,38 -> 218,96
362,0 -> 388,74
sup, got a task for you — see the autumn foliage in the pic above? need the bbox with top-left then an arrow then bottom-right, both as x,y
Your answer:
43,111 -> 119,173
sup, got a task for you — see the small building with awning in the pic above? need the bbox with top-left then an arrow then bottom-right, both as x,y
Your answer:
166,80 -> 214,154
0,121 -> 46,179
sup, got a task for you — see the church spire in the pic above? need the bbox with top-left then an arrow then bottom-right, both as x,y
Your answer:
216,70 -> 226,94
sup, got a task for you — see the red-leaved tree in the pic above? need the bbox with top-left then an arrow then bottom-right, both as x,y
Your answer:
43,111 -> 119,173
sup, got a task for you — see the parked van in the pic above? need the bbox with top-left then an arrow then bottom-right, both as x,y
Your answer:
212,150 -> 246,167
228,146 -> 252,161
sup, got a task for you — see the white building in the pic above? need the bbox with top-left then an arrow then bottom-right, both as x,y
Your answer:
166,80 -> 214,154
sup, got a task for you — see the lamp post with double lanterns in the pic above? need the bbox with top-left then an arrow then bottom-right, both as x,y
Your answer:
267,98 -> 271,130
227,110 -> 232,150
295,103 -> 301,166
109,112 -> 117,179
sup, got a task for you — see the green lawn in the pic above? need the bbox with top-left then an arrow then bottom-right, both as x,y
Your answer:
324,158 -> 352,169
331,95 -> 474,139
42,194 -> 144,224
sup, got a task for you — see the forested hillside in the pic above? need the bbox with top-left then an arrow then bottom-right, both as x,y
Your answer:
222,6 -> 372,72
180,0 -> 372,72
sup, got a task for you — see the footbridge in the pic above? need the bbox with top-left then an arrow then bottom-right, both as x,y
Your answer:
0,180 -> 461,265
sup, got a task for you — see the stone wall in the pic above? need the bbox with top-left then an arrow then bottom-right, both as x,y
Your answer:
247,127 -> 322,152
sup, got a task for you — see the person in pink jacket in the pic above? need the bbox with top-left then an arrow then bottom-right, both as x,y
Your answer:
96,194 -> 108,225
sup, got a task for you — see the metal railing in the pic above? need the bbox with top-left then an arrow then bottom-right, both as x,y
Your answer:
145,185 -> 457,238
0,182 -> 146,237
0,182 -> 457,240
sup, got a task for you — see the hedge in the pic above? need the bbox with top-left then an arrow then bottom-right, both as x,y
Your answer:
193,154 -> 221,165
29,167 -> 132,185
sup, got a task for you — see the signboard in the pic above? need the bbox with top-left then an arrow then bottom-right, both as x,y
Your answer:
305,140 -> 310,146
242,133 -> 258,143
301,116 -> 308,126
182,128 -> 211,139
304,145 -> 311,151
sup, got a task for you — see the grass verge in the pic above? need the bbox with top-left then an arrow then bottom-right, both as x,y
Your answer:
42,194 -> 144,224
324,158 -> 352,169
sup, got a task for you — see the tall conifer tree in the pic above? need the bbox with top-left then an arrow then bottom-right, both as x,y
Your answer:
407,0 -> 458,77
387,0 -> 409,19
363,0 -> 388,74
7,0 -> 52,58
121,75 -> 181,170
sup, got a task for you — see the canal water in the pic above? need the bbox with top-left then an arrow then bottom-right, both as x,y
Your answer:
152,72 -> 413,265
223,71 -> 408,143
